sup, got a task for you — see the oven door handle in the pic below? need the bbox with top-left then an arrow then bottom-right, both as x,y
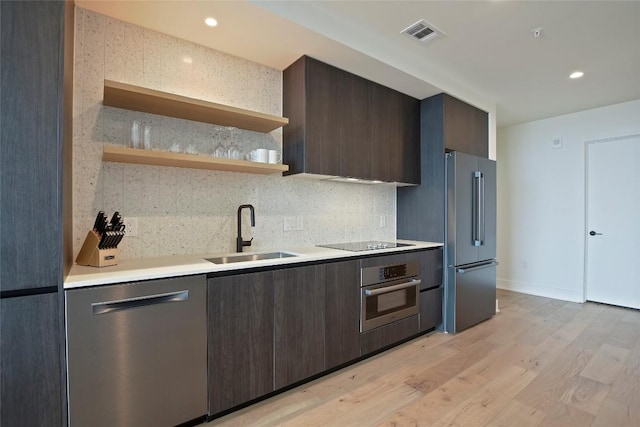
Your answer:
364,279 -> 421,296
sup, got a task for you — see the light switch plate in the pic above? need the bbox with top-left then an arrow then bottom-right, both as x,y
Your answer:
283,217 -> 296,232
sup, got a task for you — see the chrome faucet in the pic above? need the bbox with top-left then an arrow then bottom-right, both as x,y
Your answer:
237,204 -> 255,252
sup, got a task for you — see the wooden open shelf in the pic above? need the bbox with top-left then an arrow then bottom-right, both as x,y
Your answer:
103,80 -> 289,133
103,145 -> 289,175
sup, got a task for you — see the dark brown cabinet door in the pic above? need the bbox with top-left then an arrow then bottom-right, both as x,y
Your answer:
303,58 -> 342,176
274,265 -> 325,389
370,85 -> 420,184
420,247 -> 443,290
1,294 -> 62,427
340,72 -> 372,180
1,0 -> 65,292
208,272 -> 274,414
443,94 -> 489,158
324,260 -> 360,369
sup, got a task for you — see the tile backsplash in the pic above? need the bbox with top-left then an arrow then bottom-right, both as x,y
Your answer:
73,7 -> 396,259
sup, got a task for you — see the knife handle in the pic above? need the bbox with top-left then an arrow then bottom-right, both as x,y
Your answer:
93,211 -> 105,232
113,232 -> 124,248
98,232 -> 107,249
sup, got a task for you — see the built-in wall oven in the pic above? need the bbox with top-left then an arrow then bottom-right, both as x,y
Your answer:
360,260 -> 421,332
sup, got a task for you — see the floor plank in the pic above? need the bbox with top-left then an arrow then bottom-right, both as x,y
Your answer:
485,400 -> 546,427
205,291 -> 640,427
537,402 -> 594,427
428,365 -> 537,427
607,339 -> 640,407
580,343 -> 630,384
591,398 -> 640,427
558,375 -> 610,416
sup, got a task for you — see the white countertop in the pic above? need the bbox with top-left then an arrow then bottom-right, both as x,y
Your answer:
64,240 -> 442,289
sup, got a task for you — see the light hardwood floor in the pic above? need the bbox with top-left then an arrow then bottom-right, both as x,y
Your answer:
206,290 -> 640,426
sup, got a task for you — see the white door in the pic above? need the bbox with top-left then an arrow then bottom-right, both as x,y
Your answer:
586,135 -> 640,309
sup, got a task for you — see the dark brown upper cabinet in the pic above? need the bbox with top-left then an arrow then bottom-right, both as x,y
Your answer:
370,84 -> 420,184
283,56 -> 420,185
442,94 -> 489,158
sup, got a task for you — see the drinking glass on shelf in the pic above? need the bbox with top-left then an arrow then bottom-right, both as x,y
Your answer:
211,126 -> 227,158
143,125 -> 151,150
130,121 -> 141,149
225,126 -> 241,159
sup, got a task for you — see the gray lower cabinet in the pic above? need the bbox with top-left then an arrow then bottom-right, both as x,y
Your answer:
419,248 -> 444,332
1,293 -> 62,427
208,272 -> 274,414
360,315 -> 420,355
274,265 -> 325,389
420,287 -> 443,332
324,260 -> 360,370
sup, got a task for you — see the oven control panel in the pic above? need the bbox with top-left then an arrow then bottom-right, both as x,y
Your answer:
361,260 -> 420,286
380,264 -> 407,281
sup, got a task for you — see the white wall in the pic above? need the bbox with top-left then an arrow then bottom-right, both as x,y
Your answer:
73,8 -> 396,259
497,99 -> 640,302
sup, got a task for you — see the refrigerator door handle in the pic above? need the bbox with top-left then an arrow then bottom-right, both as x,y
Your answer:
473,171 -> 484,246
480,173 -> 485,246
456,261 -> 499,274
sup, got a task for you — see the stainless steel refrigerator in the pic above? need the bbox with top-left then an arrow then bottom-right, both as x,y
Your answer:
444,151 -> 498,333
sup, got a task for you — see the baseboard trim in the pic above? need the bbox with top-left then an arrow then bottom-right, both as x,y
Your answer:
497,279 -> 584,303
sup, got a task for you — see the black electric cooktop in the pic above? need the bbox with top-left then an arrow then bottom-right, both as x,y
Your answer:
317,241 -> 414,252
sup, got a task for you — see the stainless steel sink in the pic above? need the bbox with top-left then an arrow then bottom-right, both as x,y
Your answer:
205,251 -> 298,264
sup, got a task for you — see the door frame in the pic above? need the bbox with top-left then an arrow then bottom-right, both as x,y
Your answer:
583,133 -> 640,303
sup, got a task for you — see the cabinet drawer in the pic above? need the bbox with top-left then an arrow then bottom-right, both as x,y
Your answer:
360,314 -> 419,355
420,248 -> 443,290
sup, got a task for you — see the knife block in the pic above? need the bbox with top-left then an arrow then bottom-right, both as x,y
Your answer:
76,230 -> 119,267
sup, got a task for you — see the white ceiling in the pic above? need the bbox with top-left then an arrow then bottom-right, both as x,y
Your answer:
77,0 -> 640,127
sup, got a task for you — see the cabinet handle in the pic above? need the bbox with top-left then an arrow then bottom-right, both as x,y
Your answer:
364,279 -> 421,296
92,290 -> 189,315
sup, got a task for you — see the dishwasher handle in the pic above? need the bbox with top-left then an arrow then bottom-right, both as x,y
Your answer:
364,279 -> 421,296
92,290 -> 189,315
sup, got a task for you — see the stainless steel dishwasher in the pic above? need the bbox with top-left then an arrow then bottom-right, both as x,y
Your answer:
65,275 -> 207,427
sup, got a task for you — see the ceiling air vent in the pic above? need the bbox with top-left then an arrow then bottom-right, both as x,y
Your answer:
401,19 -> 444,44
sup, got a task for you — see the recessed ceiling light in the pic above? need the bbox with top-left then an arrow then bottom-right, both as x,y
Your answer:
569,71 -> 584,79
204,17 -> 218,27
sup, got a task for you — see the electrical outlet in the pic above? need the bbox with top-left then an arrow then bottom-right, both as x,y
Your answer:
379,215 -> 387,228
521,260 -> 527,269
124,217 -> 138,236
283,217 -> 296,232
296,216 -> 304,231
